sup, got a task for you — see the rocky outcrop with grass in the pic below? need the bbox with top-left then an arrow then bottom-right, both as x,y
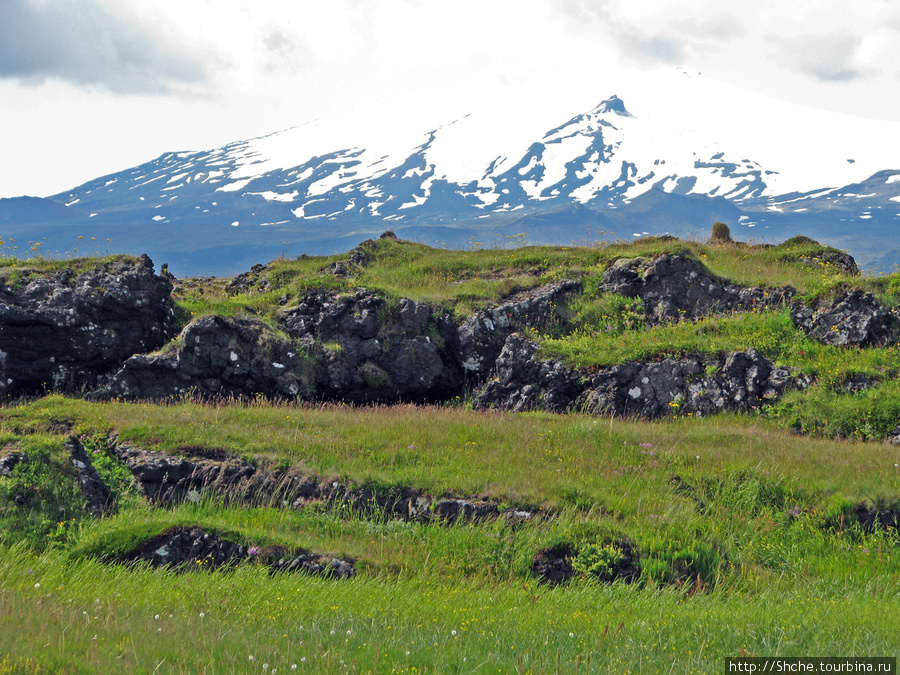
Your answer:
280,289 -> 463,402
122,525 -> 356,577
790,289 -> 900,347
95,315 -> 313,401
101,288 -> 464,403
600,253 -> 794,324
580,348 -> 792,419
0,254 -> 176,397
457,279 -> 583,380
473,333 -> 584,413
106,436 -> 540,523
474,334 -> 793,419
67,436 -> 112,518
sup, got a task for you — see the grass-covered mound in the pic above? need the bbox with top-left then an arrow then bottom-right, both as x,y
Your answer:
2,395 -> 900,672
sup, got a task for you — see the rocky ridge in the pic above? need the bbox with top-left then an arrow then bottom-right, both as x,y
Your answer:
474,334 -> 794,418
122,525 -> 357,578
4,244 -> 894,426
0,255 -> 176,396
107,436 -> 540,524
600,252 -> 795,324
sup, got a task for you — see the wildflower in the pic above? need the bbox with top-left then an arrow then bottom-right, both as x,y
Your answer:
34,583 -> 40,589
451,630 -> 457,636
408,443 -> 415,450
199,612 -> 205,618
263,664 -> 269,671
248,546 -> 259,556
569,632 -> 574,637
640,442 -> 653,448
249,655 -> 255,661
155,614 -> 160,620
292,665 -> 298,670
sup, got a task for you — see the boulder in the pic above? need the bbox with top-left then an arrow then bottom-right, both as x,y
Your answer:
0,255 -> 176,396
279,289 -> 462,402
457,279 -> 582,381
473,334 -> 585,412
224,263 -> 270,295
580,349 -> 791,419
0,448 -> 24,476
97,314 -> 312,400
121,525 -> 358,577
67,435 -> 112,517
110,440 -> 258,504
790,289 -> 900,347
600,253 -> 794,324
125,526 -> 247,570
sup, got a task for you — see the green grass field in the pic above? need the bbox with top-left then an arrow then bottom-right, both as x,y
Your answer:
2,234 -> 900,672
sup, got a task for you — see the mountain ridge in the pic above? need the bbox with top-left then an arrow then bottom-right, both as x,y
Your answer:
3,71 -> 900,275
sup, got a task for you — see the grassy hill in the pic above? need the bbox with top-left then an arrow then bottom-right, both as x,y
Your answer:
2,234 -> 900,673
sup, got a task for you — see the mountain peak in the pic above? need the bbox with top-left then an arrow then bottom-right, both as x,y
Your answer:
593,95 -> 633,118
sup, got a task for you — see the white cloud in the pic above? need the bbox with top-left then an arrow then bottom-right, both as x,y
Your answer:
0,0 -> 225,93
2,0 -> 900,199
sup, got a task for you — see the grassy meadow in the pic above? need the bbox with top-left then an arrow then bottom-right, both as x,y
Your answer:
2,234 -> 900,672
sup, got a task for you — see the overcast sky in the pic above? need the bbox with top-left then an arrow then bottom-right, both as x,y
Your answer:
1,0 -> 898,199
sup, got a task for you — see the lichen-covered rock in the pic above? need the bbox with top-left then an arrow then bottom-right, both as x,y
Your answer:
473,334 -> 585,412
121,526 -> 357,577
280,289 -> 462,402
797,251 -> 859,276
0,255 -> 176,396
96,315 -> 313,400
473,342 -> 791,419
457,279 -> 582,380
580,349 -> 791,419
67,435 -> 112,517
0,448 -> 24,476
224,263 -> 270,295
790,289 -> 900,347
110,440 -> 258,503
601,253 -> 794,324
125,526 -> 248,570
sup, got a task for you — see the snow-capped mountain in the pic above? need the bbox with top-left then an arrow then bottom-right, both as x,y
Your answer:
7,70 -> 900,275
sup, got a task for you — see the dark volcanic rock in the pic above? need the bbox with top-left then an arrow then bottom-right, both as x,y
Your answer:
600,253 -> 794,324
790,289 -> 900,347
67,435 -> 112,517
531,544 -> 575,585
97,315 -> 313,400
123,526 -> 357,577
798,251 -> 859,276
474,341 -> 792,419
111,440 -> 257,503
108,437 -> 542,523
473,334 -> 585,412
126,526 -> 245,569
0,255 -> 176,396
261,547 -> 356,579
0,448 -> 25,476
580,349 -> 791,419
457,279 -> 582,381
280,289 -> 462,402
224,263 -> 270,295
